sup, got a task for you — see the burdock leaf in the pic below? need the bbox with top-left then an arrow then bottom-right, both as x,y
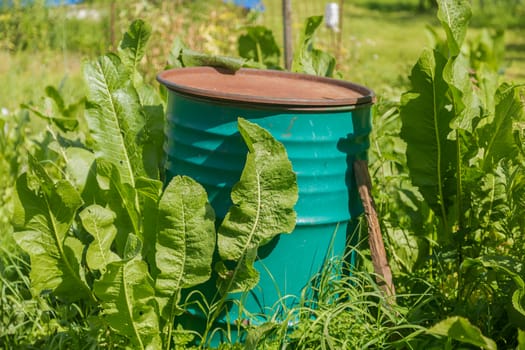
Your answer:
215,248 -> 259,293
181,49 -> 246,71
444,53 -> 481,134
155,175 -> 216,312
400,49 -> 457,228
64,147 -> 97,201
292,16 -> 336,77
427,316 -> 496,350
216,118 -> 298,293
118,19 -> 164,180
94,259 -> 161,350
13,173 -> 92,301
80,204 -> 120,272
95,159 -> 140,255
83,53 -> 146,186
238,25 -> 281,69
118,19 -> 151,81
479,83 -> 523,171
437,0 -> 471,57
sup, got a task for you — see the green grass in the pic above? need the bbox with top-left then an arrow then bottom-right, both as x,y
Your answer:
0,50 -> 85,112
248,254 -> 427,349
506,29 -> 525,82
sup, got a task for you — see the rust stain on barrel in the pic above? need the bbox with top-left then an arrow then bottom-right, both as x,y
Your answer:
157,67 -> 375,108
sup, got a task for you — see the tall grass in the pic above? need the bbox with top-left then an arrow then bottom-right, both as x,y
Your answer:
237,251 -> 430,349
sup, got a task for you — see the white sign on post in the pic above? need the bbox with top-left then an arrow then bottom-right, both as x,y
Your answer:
325,2 -> 340,32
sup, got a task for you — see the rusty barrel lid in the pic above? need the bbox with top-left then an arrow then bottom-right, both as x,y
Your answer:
157,67 -> 375,109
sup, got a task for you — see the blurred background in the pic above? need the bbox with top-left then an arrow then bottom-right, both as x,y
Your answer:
1,0 -> 524,113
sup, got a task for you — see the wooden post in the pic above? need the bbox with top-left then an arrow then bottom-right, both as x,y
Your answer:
336,0 -> 344,62
282,0 -> 293,70
353,159 -> 396,301
110,0 -> 116,52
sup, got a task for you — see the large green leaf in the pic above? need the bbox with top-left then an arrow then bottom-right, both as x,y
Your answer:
80,204 -> 120,272
461,256 -> 525,319
216,118 -> 298,293
167,37 -> 186,69
83,53 -> 146,186
136,176 -> 163,269
21,85 -> 83,133
472,169 -> 507,232
118,19 -> 151,83
13,172 -> 92,301
118,19 -> 164,180
437,0 -> 471,57
479,83 -> 523,171
181,49 -> 247,71
140,98 -> 165,180
94,258 -> 162,350
95,159 -> 140,256
427,316 -> 497,350
168,38 -> 264,71
136,177 -> 163,202
215,248 -> 259,294
155,175 -> 216,299
64,147 -> 99,203
238,26 -> 281,69
154,176 -> 215,347
475,65 -> 499,115
443,53 -> 481,134
292,16 -> 336,77
400,49 -> 457,231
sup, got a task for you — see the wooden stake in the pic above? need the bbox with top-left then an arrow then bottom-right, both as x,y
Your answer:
282,0 -> 293,70
337,0 -> 344,62
110,0 -> 116,52
353,159 -> 396,300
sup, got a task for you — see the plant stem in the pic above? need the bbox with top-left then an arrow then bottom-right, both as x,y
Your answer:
455,131 -> 463,275
165,295 -> 177,350
432,76 -> 450,237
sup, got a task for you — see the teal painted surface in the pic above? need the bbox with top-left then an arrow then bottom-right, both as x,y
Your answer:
164,91 -> 372,326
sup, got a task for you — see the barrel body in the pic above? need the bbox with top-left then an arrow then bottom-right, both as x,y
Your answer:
158,67 -> 374,341
164,92 -> 372,321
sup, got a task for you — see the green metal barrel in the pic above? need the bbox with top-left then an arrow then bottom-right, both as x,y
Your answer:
157,67 -> 374,337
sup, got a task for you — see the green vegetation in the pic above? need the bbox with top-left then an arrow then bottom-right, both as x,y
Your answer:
1,0 -> 525,349
8,19 -> 301,349
261,0 -> 525,96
